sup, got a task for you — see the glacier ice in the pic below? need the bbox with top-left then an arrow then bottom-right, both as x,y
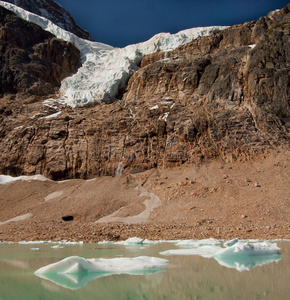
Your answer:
34,255 -> 168,289
160,245 -> 222,258
0,1 -> 227,107
175,238 -> 221,247
214,241 -> 281,271
160,240 -> 282,271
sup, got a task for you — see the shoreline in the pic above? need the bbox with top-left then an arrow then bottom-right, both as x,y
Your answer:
1,152 -> 289,243
1,220 -> 289,243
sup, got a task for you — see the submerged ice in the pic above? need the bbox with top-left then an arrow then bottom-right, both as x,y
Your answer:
34,255 -> 168,289
0,1 -> 227,107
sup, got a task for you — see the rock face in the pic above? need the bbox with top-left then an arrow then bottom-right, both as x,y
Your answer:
2,0 -> 93,40
0,5 -> 289,180
0,6 -> 81,97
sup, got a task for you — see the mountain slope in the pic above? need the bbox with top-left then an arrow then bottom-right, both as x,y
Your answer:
0,4 -> 289,180
1,0 -> 93,40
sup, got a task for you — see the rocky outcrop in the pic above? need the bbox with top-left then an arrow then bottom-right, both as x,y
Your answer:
0,5 -> 289,180
2,0 -> 93,40
0,6 -> 81,97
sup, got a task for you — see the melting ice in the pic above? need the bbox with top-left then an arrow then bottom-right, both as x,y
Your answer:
160,240 -> 282,271
34,255 -> 168,290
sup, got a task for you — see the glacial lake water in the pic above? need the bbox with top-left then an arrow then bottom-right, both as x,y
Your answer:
0,240 -> 289,300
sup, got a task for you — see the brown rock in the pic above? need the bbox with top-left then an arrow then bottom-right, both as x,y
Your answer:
0,6 -> 81,97
0,5 -> 289,180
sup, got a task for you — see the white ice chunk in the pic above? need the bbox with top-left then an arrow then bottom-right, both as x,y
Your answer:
35,256 -> 168,289
175,238 -> 221,247
223,238 -> 239,247
125,237 -> 145,244
115,237 -> 156,245
98,241 -> 114,245
160,245 -> 222,258
214,241 -> 282,271
19,241 -> 49,244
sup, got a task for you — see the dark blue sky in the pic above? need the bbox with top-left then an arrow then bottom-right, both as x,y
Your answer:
56,0 -> 289,47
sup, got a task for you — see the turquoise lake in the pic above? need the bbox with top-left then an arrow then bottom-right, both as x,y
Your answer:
0,240 -> 289,299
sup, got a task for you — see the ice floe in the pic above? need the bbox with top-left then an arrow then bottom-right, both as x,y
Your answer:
214,241 -> 281,271
115,237 -> 156,245
160,245 -> 222,258
35,255 -> 168,289
175,238 -> 221,247
160,240 -> 281,271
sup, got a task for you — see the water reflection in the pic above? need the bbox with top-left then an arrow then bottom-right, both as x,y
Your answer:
214,253 -> 282,271
0,242 -> 289,299
36,268 -> 165,290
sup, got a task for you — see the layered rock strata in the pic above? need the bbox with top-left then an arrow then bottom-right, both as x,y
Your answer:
0,5 -> 289,180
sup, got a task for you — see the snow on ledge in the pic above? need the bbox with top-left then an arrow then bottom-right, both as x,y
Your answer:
0,174 -> 51,185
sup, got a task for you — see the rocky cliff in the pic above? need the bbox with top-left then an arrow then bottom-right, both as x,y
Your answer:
0,6 -> 81,99
2,0 -> 93,40
0,5 -> 289,180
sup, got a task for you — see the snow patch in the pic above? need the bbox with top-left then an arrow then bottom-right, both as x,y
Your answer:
43,111 -> 62,119
0,174 -> 51,185
0,213 -> 33,226
44,191 -> 64,201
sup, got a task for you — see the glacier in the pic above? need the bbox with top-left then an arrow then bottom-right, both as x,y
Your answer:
0,1 -> 227,107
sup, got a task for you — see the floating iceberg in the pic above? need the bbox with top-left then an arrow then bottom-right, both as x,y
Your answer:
175,238 -> 221,247
223,238 -> 239,247
160,245 -> 222,258
160,240 -> 282,271
35,256 -> 168,289
115,237 -> 156,245
214,241 -> 281,271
